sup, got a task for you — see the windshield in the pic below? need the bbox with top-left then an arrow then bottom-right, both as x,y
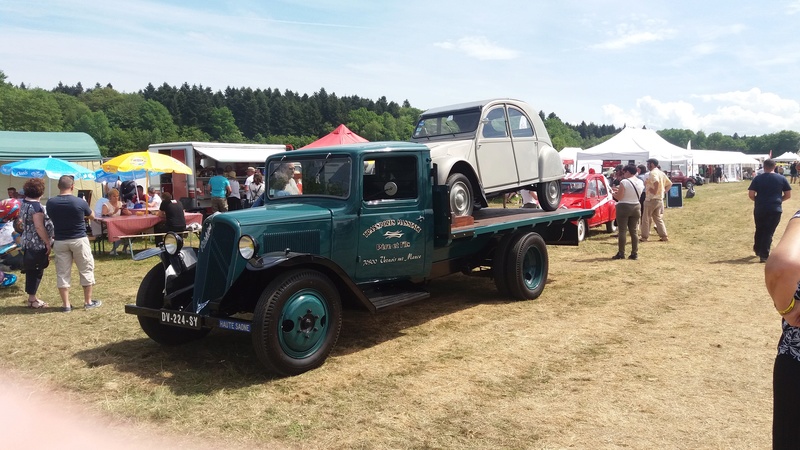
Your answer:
267,155 -> 351,199
561,181 -> 586,195
412,109 -> 480,138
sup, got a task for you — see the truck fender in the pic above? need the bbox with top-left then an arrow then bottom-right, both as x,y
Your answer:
538,144 -> 566,182
247,252 -> 377,312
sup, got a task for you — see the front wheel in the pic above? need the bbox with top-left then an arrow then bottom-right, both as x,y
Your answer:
685,181 -> 694,190
136,264 -> 210,345
537,180 -> 562,211
252,269 -> 342,376
576,218 -> 587,242
446,173 -> 474,217
503,232 -> 549,300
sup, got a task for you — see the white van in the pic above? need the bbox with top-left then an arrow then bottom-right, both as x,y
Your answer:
148,142 -> 289,209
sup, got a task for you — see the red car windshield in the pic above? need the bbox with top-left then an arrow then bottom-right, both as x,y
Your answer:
561,181 -> 586,195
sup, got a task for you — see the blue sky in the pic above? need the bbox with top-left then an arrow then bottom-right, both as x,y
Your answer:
2,0 -> 800,137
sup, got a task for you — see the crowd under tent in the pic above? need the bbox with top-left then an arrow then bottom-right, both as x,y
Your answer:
688,149 -> 761,181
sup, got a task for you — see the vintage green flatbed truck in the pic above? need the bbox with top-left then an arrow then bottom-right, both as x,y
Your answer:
126,142 -> 593,376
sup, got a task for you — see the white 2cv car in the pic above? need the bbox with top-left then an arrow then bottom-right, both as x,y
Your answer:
411,98 -> 564,216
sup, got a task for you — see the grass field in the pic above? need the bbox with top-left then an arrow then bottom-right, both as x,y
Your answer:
0,181 -> 787,449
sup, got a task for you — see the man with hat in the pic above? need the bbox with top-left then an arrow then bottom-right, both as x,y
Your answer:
640,158 -> 672,242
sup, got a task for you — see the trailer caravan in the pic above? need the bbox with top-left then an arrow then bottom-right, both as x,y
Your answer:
148,142 -> 289,210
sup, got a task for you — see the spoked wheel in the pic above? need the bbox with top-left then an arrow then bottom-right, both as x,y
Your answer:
447,173 -> 474,217
503,232 -> 549,300
537,180 -> 562,211
136,264 -> 210,345
577,218 -> 587,242
252,269 -> 342,376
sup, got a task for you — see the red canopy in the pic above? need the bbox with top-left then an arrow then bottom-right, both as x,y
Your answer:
301,124 -> 368,149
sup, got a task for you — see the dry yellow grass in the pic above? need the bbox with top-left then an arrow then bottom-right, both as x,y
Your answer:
0,181 -> 786,449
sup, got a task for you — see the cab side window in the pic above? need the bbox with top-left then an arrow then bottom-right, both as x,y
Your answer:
363,155 -> 418,201
508,107 -> 534,138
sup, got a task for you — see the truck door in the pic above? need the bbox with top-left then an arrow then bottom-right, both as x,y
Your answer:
476,106 -> 519,190
356,154 -> 429,282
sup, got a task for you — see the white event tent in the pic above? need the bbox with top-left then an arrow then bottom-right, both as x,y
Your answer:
576,128 -> 693,173
773,151 -> 800,162
689,149 -> 760,181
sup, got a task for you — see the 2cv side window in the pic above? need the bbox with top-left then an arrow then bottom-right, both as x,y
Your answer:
508,107 -> 534,138
362,155 -> 418,202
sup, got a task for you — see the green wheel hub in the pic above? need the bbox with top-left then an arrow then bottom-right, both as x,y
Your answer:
279,289 -> 330,358
521,245 -> 545,290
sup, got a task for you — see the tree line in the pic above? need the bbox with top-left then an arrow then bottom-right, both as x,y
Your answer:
0,70 -> 797,157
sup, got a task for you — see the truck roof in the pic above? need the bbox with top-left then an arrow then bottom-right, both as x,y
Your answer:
273,141 -> 430,159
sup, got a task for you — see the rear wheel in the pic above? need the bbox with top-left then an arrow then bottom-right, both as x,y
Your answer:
136,264 -> 209,345
537,180 -> 561,211
504,232 -> 548,300
577,218 -> 587,242
685,180 -> 694,190
252,269 -> 342,376
492,233 -> 517,296
606,219 -> 618,233
447,173 -> 474,217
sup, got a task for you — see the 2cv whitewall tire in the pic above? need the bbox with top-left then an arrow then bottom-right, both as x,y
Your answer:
537,180 -> 562,211
136,264 -> 210,345
252,269 -> 342,376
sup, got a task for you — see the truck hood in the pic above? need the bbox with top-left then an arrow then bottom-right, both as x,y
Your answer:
215,202 -> 333,228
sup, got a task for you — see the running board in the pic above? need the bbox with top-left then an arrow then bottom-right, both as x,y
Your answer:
365,287 -> 430,311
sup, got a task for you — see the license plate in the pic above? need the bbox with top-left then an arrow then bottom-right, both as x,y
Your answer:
160,310 -> 202,329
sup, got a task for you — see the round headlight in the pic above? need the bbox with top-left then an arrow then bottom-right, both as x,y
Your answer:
163,232 -> 183,255
238,235 -> 258,260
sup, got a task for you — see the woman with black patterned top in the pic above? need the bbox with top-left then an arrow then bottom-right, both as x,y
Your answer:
765,211 -> 800,448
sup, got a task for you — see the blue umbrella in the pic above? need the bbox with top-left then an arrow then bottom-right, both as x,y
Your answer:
94,168 -> 162,183
1,156 -> 96,180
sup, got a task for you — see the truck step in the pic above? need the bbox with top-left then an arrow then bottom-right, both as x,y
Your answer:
365,286 -> 431,311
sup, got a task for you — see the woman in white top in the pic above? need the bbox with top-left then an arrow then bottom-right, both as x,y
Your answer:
227,171 -> 242,210
611,164 -> 645,260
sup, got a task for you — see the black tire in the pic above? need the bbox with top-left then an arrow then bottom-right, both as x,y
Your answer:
504,232 -> 549,300
446,173 -> 474,217
537,180 -> 561,211
492,233 -> 517,296
606,219 -> 618,233
252,269 -> 342,376
685,180 -> 694,190
577,218 -> 587,242
136,264 -> 210,346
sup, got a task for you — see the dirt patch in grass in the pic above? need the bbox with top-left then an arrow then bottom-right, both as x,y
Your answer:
0,182 -> 783,449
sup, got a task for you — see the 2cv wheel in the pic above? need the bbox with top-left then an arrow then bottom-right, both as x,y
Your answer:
447,172 -> 474,217
537,180 -> 562,211
252,269 -> 342,376
136,264 -> 210,345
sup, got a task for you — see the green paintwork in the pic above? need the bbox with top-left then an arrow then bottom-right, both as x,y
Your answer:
278,288 -> 331,358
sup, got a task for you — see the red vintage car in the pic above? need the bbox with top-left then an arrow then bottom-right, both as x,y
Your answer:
559,172 -> 617,241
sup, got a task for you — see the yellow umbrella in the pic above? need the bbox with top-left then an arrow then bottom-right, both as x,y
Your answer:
102,151 -> 192,211
102,151 -> 192,174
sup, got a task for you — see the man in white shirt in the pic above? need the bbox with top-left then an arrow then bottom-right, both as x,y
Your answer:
146,187 -> 162,210
244,166 -> 256,201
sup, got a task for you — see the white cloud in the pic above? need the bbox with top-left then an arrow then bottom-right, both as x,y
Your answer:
788,0 -> 800,14
591,16 -> 675,50
603,89 -> 800,136
434,36 -> 519,60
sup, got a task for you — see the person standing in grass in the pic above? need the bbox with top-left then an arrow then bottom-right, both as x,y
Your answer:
208,167 -> 231,213
749,159 -> 791,263
611,164 -> 644,260
640,158 -> 672,242
46,175 -> 101,312
18,179 -> 52,308
764,212 -> 800,448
